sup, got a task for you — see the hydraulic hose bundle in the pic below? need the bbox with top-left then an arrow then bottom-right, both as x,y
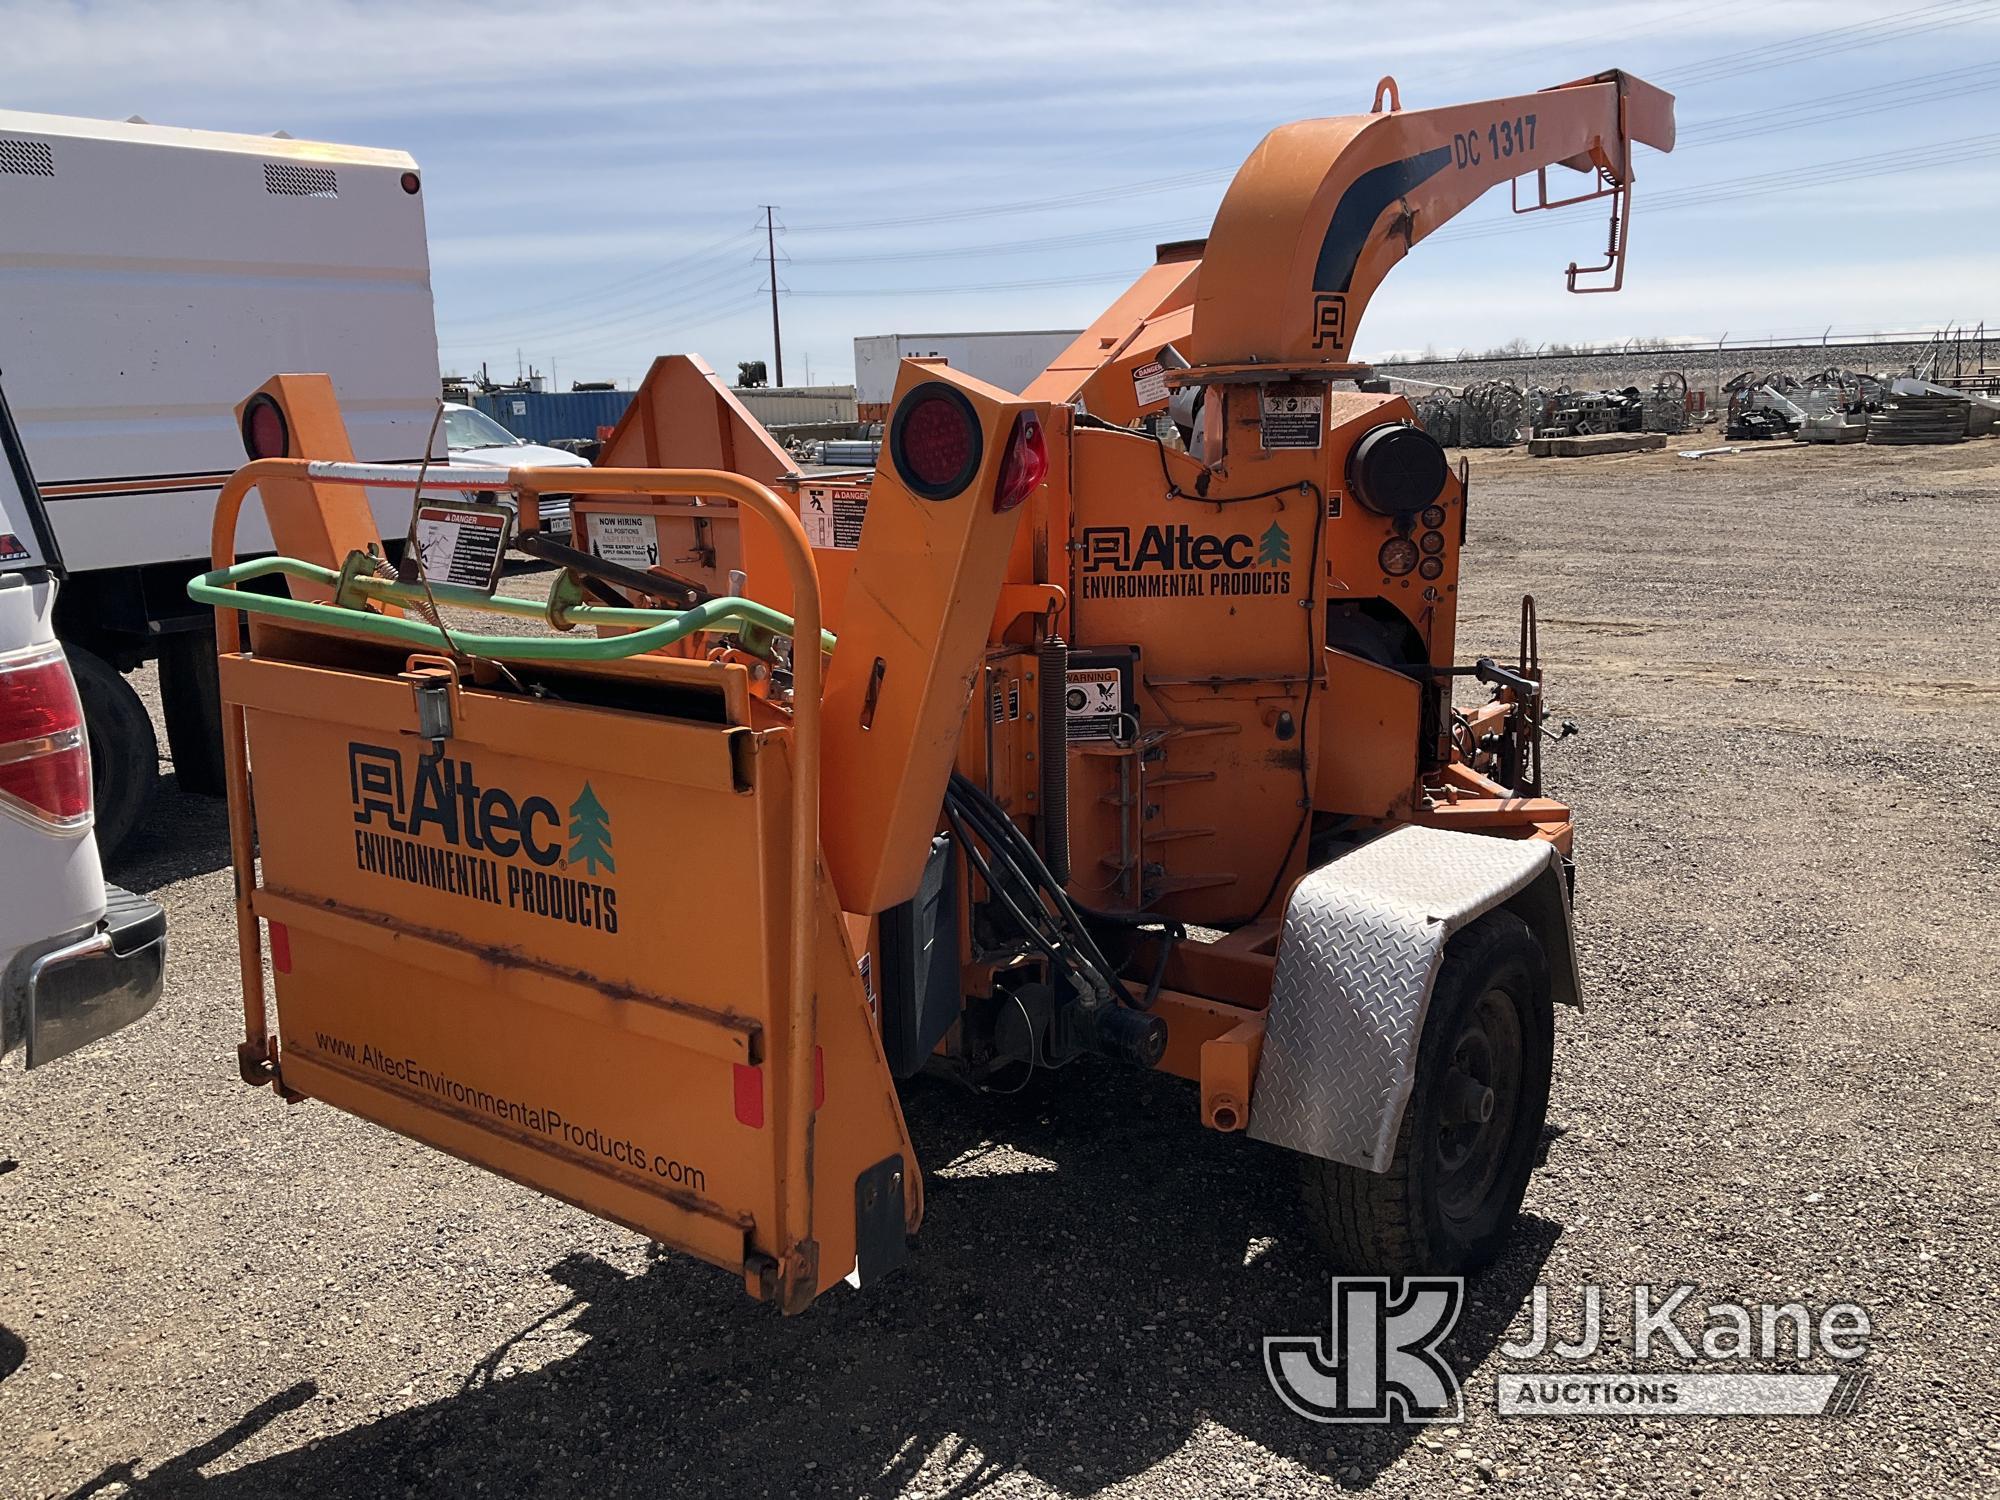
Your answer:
941,772 -> 1172,1069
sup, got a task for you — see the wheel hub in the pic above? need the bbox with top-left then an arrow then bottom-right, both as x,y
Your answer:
1433,984 -> 1523,1223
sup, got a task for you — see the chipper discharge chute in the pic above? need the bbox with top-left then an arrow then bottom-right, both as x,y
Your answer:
196,70 -> 1671,1311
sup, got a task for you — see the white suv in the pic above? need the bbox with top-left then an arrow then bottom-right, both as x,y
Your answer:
0,376 -> 164,1067
442,402 -> 591,533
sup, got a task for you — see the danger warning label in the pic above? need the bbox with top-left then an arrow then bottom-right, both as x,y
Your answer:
413,503 -> 509,591
1132,359 -> 1169,408
803,485 -> 867,550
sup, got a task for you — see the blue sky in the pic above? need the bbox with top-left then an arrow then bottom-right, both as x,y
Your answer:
7,0 -> 1997,386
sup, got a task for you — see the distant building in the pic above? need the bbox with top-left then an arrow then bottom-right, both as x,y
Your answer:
854,331 -> 1081,418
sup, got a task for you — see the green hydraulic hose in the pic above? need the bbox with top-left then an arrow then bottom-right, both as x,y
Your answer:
186,556 -> 836,663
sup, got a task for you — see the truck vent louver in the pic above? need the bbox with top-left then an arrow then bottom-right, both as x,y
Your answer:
0,138 -> 55,177
263,162 -> 337,198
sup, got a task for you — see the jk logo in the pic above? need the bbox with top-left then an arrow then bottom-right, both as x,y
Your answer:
1264,1278 -> 1465,1423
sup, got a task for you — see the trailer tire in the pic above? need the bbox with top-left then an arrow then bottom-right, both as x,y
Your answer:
69,645 -> 159,863
159,629 -> 227,796
1300,908 -> 1552,1277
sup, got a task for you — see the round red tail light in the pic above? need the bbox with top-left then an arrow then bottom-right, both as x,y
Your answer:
241,394 -> 290,460
891,383 -> 982,500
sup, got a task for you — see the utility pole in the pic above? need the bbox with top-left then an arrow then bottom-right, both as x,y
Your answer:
763,205 -> 784,387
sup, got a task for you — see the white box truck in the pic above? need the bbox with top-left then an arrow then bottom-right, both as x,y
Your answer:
0,109 -> 444,855
852,331 -> 1080,419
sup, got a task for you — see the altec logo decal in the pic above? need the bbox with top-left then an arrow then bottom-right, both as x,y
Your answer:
347,742 -> 619,933
1080,521 -> 1293,600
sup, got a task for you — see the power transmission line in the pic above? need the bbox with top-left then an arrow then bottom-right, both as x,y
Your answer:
1419,0 -> 1721,90
1676,60 -> 2000,141
793,216 -> 1205,267
436,2 -> 1999,357
1652,0 -> 1993,88
780,2 -> 1992,240
787,168 -> 1232,234
446,226 -> 758,325
778,63 -> 2000,279
441,251 -> 760,343
1429,131 -> 2000,246
783,270 -> 1143,298
450,292 -> 772,369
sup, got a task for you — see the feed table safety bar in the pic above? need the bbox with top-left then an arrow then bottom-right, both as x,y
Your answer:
187,557 -> 838,661
199,459 -> 830,1293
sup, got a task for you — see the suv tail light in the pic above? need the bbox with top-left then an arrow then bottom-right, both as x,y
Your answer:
0,646 -> 92,829
993,410 -> 1048,512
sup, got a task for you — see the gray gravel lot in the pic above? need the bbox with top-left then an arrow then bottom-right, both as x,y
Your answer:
2,437 -> 1997,1498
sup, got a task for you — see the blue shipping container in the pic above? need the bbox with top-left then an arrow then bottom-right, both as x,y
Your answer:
471,389 -> 636,445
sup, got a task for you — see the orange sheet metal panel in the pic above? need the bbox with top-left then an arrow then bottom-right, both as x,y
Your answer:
232,652 -> 916,1304
1072,305 -> 1195,427
1316,647 -> 1422,823
819,364 -> 1044,915
1321,392 -> 1463,671
583,355 -> 801,604
1024,256 -> 1200,407
1063,421 -> 1315,923
579,356 -> 874,631
234,374 -> 381,600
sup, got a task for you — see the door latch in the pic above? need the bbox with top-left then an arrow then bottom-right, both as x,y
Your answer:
400,654 -> 462,755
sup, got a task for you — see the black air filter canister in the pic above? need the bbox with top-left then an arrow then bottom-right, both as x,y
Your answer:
1037,633 -> 1071,886
1348,422 -> 1448,517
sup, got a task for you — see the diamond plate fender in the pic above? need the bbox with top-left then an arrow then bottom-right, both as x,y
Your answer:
1246,825 -> 1580,1171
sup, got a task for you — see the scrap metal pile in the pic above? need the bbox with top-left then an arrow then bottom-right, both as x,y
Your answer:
1868,390 -> 1982,446
1642,373 -> 1692,434
1409,379 -> 1527,447
1527,375 -> 1690,439
1404,374 -> 1689,447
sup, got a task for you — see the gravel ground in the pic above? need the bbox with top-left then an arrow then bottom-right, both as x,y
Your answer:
2,437 -> 1997,1498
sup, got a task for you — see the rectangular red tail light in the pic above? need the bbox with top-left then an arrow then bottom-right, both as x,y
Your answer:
0,645 -> 92,828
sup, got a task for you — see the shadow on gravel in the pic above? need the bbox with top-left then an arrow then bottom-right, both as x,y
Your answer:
110,775 -> 233,894
0,1326 -> 23,1384
59,1382 -> 318,1499
80,1066 -> 1559,1498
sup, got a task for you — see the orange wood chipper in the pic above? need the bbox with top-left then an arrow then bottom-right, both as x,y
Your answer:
193,72 -> 1672,1312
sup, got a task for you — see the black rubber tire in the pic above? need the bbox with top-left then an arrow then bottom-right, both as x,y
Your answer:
68,645 -> 159,863
158,628 -> 227,796
1301,907 -> 1553,1276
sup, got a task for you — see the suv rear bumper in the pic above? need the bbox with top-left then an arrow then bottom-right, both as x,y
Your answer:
3,885 -> 165,1068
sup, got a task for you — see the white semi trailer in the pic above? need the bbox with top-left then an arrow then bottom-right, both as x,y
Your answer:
852,330 -> 1080,419
0,109 -> 443,855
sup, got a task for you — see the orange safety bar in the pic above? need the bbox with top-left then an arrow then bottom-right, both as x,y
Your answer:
207,459 -> 827,1272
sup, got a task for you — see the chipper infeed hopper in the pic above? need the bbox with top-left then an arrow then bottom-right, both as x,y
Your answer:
196,71 -> 1670,1311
